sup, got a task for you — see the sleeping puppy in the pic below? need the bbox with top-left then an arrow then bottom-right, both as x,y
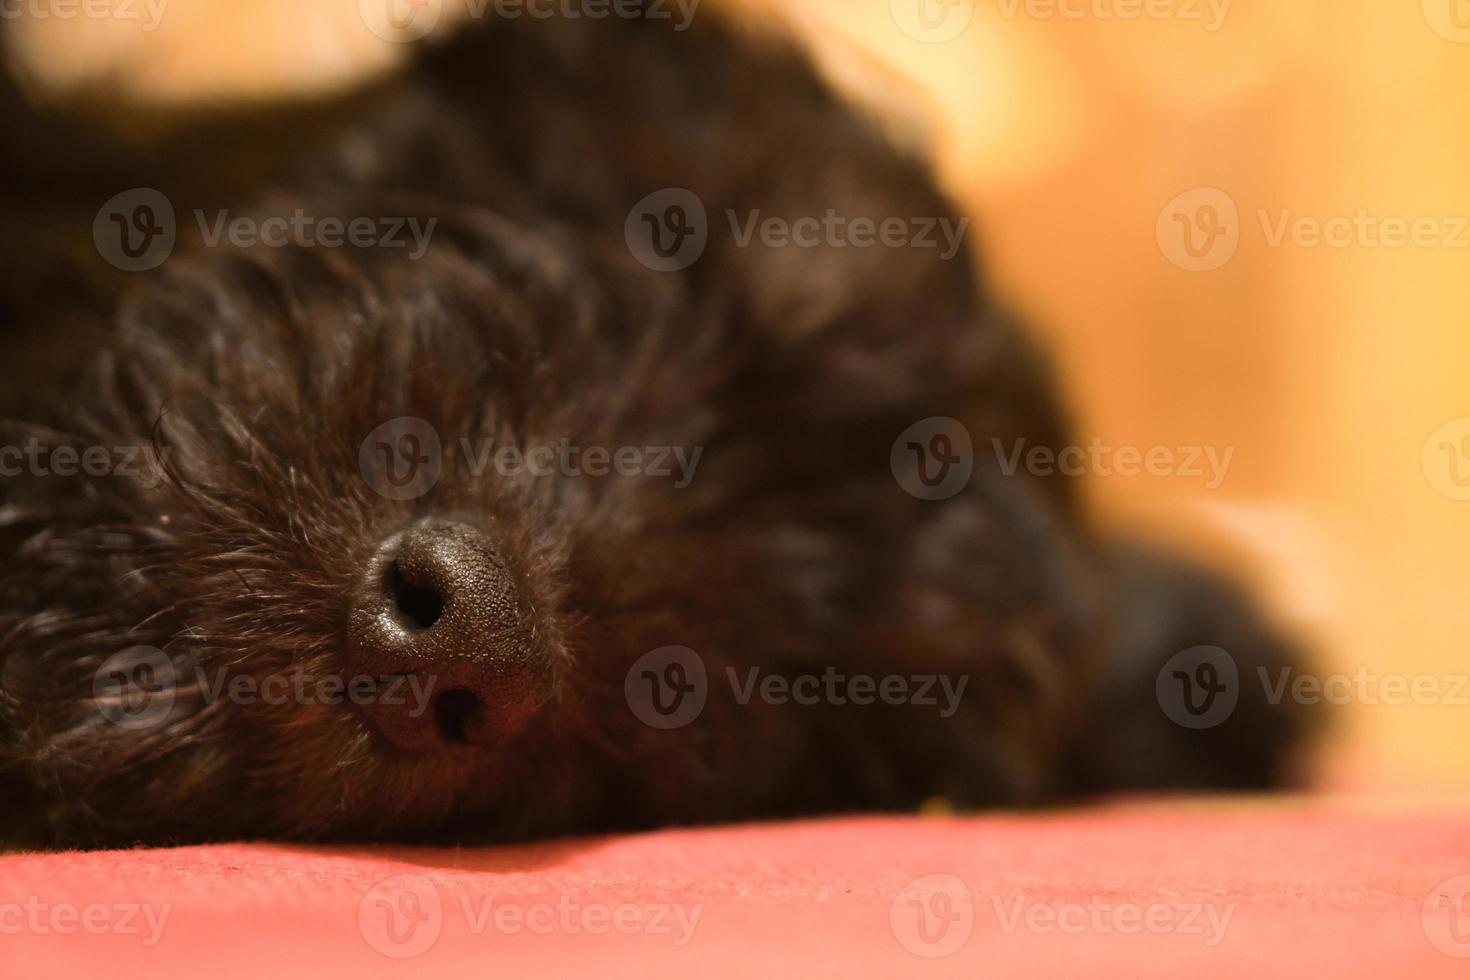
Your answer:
0,3 -> 1310,846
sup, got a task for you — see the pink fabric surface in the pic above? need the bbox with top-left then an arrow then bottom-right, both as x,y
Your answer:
4,797 -> 1469,978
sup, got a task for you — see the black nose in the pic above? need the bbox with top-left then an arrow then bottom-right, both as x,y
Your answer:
347,519 -> 551,752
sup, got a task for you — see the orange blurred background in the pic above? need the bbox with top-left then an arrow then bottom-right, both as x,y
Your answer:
12,0 -> 1470,794
790,0 -> 1470,796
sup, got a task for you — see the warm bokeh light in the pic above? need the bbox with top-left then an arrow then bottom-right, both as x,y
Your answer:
791,0 -> 1470,794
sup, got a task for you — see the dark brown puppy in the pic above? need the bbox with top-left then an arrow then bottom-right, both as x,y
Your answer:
0,6 -> 1309,846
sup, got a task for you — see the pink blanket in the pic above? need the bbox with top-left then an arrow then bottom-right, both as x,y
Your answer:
5,797 -> 1468,978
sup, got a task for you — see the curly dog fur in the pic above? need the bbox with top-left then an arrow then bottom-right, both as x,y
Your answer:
0,5 -> 1308,846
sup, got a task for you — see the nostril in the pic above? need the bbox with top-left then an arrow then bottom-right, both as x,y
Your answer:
434,688 -> 487,746
349,520 -> 551,753
385,560 -> 444,631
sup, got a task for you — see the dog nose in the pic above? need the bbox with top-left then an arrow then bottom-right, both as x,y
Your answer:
347,519 -> 551,752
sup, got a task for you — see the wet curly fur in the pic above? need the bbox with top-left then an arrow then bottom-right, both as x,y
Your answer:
0,6 -> 1308,846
